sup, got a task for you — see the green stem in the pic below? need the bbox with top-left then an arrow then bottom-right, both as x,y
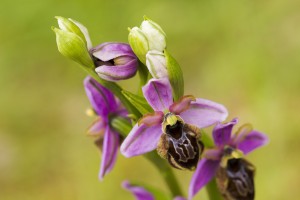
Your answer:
145,152 -> 183,198
110,118 -> 183,198
206,179 -> 223,200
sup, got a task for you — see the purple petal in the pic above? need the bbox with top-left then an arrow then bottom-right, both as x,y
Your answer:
122,181 -> 155,200
91,42 -> 136,61
120,122 -> 162,157
86,117 -> 106,136
179,98 -> 228,128
98,127 -> 120,180
84,76 -> 118,117
142,78 -> 173,111
236,130 -> 269,155
212,118 -> 238,147
189,159 -> 220,200
95,58 -> 138,81
169,95 -> 196,114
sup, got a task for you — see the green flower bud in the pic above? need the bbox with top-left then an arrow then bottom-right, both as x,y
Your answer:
52,27 -> 94,68
55,16 -> 88,48
128,27 -> 149,64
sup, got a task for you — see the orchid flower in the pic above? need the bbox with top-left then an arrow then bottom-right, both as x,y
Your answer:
120,78 -> 228,158
189,118 -> 269,199
90,42 -> 138,82
84,76 -> 127,180
123,181 -> 186,200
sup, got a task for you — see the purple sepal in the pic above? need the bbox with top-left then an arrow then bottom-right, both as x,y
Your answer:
98,127 -> 120,180
189,158 -> 220,200
237,130 -> 269,155
213,118 -> 238,147
142,78 -> 173,111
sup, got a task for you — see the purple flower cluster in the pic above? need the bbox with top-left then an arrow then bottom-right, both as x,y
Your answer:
54,16 -> 269,200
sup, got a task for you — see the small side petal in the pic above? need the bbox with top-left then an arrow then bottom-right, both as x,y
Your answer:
180,98 -> 228,128
189,158 -> 220,200
212,118 -> 238,147
142,78 -> 173,111
122,181 -> 155,200
84,76 -> 118,117
169,95 -> 196,114
237,130 -> 269,155
138,111 -> 164,126
98,127 -> 120,180
95,59 -> 138,81
120,123 -> 162,157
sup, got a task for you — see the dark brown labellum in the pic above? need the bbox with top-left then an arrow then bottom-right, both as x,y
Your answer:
216,158 -> 255,200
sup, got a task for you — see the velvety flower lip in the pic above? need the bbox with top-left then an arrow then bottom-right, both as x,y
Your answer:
84,76 -> 127,180
188,118 -> 269,199
90,42 -> 138,81
120,78 -> 228,158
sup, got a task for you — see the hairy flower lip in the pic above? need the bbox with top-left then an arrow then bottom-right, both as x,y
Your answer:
188,118 -> 269,199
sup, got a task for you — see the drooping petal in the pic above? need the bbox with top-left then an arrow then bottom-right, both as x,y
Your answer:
122,181 -> 155,200
236,130 -> 269,155
189,158 -> 220,200
86,117 -> 106,136
212,118 -> 238,147
179,98 -> 228,128
120,122 -> 162,157
169,95 -> 196,114
91,42 -> 136,61
95,58 -> 138,81
142,78 -> 173,111
98,127 -> 120,180
84,76 -> 118,117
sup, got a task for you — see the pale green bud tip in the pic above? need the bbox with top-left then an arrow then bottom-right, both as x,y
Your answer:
52,26 -> 94,68
128,27 -> 149,64
54,16 -> 88,49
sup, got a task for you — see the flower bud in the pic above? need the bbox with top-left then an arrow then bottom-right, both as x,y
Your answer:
52,27 -> 94,68
128,27 -> 149,64
146,50 -> 167,79
53,17 -> 94,68
140,17 -> 166,52
128,17 -> 166,65
90,42 -> 138,82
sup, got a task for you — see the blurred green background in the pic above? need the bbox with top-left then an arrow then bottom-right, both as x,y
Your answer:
1,0 -> 299,199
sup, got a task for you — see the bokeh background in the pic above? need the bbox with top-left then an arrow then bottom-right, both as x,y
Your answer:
1,0 -> 299,199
